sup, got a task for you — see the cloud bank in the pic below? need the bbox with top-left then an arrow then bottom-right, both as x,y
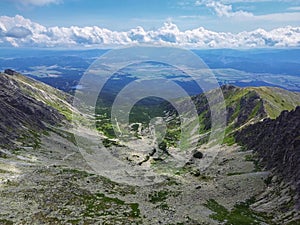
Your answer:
0,15 -> 299,48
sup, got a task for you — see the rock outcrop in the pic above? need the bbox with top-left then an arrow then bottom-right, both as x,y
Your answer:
0,71 -> 65,148
236,106 -> 300,204
4,69 -> 18,76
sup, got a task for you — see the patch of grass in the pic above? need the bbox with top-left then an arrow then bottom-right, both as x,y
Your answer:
205,198 -> 274,225
0,169 -> 9,174
165,178 -> 180,186
158,203 -> 169,210
66,219 -> 82,224
102,138 -> 123,148
129,203 -> 140,218
95,118 -> 116,139
149,190 -> 169,203
82,192 -> 141,219
223,135 -> 235,146
174,167 -> 190,176
0,219 -> 13,225
18,130 -> 41,149
252,87 -> 300,119
249,100 -> 263,120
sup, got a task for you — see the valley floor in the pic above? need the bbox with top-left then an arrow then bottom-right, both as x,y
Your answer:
0,126 -> 288,225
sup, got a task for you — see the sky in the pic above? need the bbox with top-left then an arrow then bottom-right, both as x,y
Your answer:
0,0 -> 299,48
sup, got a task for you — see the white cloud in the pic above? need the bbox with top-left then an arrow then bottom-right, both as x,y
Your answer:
196,0 -> 253,18
288,6 -> 300,11
222,0 -> 294,2
0,15 -> 299,48
255,12 -> 300,22
11,0 -> 61,6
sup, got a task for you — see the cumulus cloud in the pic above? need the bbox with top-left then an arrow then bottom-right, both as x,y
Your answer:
0,15 -> 299,48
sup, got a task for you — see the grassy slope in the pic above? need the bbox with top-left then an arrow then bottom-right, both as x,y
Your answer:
249,86 -> 300,119
7,73 -> 75,121
178,86 -> 300,146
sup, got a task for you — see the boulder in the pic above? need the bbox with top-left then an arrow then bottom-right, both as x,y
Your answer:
193,151 -> 203,159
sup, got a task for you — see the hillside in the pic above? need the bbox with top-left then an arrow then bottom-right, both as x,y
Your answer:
236,107 -> 300,207
162,85 -> 300,147
0,71 -> 300,224
0,70 -> 71,149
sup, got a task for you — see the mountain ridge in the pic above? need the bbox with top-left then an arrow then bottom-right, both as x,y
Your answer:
0,71 -> 68,149
236,106 -> 300,206
0,71 -> 299,224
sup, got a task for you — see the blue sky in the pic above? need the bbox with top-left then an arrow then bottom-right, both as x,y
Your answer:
0,0 -> 299,48
0,0 -> 299,32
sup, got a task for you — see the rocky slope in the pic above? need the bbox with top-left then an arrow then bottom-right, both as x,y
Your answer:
236,107 -> 300,207
0,71 -> 300,224
0,71 -> 69,149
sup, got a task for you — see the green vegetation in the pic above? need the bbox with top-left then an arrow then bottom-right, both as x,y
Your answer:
94,85 -> 300,150
102,138 -> 123,148
205,198 -> 274,225
95,99 -> 168,140
0,219 -> 13,225
250,87 -> 300,119
158,203 -> 169,210
0,169 -> 9,174
14,73 -> 74,121
18,130 -> 41,149
82,192 -> 140,218
129,102 -> 166,125
149,190 -> 169,203
223,135 -> 235,146
95,106 -> 116,139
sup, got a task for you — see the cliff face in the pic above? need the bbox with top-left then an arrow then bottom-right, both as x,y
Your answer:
0,71 -> 66,148
236,107 -> 300,201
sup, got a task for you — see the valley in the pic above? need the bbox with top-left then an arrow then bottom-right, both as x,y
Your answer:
0,70 -> 299,224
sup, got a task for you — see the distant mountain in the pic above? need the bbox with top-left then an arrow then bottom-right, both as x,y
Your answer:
1,49 -> 300,93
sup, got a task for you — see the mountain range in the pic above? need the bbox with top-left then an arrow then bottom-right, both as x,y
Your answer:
0,70 -> 299,224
